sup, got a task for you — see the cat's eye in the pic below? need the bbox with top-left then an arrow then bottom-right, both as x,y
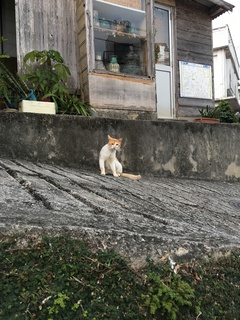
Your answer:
111,143 -> 114,145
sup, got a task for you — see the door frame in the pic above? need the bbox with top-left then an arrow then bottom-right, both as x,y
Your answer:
154,2 -> 175,119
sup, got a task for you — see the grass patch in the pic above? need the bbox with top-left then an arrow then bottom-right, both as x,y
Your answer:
0,235 -> 240,319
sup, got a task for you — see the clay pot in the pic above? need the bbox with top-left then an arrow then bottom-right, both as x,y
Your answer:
195,118 -> 220,123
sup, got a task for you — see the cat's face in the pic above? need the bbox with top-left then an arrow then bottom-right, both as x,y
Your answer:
108,135 -> 122,151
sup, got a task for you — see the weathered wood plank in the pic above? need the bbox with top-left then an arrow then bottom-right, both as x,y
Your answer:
176,0 -> 213,62
177,39 -> 213,56
88,73 -> 155,110
177,51 -> 213,66
76,0 -> 89,101
15,0 -> 79,91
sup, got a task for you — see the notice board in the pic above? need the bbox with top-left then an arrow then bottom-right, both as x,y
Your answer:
179,61 -> 212,99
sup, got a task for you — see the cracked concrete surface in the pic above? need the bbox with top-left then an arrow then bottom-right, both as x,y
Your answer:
1,158 -> 240,266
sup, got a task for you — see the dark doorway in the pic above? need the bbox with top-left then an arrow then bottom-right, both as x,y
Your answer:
0,0 -> 17,73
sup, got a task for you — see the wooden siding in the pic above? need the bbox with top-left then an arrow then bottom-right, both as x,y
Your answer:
89,73 -> 156,111
15,0 -> 79,92
76,0 -> 89,101
175,0 -> 214,117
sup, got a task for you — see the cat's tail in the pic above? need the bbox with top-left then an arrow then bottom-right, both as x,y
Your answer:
120,173 -> 142,180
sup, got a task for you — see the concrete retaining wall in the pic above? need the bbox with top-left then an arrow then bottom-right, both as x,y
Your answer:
1,112 -> 240,181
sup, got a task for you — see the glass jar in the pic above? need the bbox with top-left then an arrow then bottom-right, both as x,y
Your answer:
95,53 -> 106,70
108,55 -> 120,72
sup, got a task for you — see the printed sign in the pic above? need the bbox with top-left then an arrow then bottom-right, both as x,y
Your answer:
179,61 -> 212,99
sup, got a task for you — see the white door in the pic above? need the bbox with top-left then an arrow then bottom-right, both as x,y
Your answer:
154,4 -> 174,118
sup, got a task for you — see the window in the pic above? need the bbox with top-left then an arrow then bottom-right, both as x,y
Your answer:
93,0 -> 147,76
154,7 -> 170,66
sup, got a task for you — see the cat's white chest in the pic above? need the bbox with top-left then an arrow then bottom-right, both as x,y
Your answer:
100,144 -> 116,160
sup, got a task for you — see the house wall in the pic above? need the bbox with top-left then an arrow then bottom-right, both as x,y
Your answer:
175,0 -> 214,117
226,58 -> 239,99
1,113 -> 240,181
213,49 -> 226,99
77,0 -> 216,119
15,0 -> 79,92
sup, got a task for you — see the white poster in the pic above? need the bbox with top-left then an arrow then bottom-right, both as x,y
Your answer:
179,61 -> 212,99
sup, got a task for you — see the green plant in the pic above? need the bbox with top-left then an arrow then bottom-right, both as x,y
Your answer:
215,100 -> 239,123
1,235 -> 240,319
0,59 -> 31,108
142,259 -> 198,320
0,236 -> 145,319
198,105 -> 219,119
52,91 -> 94,116
22,50 -> 70,101
198,101 -> 239,123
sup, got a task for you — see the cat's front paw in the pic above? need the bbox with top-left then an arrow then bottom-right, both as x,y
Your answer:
101,173 -> 106,176
113,173 -> 119,177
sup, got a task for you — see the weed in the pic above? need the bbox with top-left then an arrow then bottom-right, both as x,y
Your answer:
1,236 -> 240,319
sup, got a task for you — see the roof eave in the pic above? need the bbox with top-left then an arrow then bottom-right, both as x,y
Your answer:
209,4 -> 233,19
194,0 -> 234,19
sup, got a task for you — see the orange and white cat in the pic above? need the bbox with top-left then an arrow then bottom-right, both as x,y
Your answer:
99,135 -> 141,180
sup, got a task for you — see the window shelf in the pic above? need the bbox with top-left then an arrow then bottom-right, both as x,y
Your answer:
94,26 -> 146,40
93,0 -> 146,37
92,0 -> 147,77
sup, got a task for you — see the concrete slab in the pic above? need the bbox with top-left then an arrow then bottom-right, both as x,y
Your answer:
1,158 -> 240,267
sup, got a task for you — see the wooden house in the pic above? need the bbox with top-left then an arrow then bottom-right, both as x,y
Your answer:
0,0 -> 234,120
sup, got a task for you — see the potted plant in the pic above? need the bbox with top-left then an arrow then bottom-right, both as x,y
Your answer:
22,50 -> 70,101
17,49 -> 72,114
196,101 -> 239,124
21,49 -> 94,116
195,105 -> 220,123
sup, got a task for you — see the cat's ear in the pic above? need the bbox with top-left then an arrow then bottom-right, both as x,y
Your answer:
108,135 -> 112,140
119,138 -> 123,143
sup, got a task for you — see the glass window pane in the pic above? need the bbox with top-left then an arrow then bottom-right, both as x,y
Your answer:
93,0 -> 147,76
154,7 -> 170,66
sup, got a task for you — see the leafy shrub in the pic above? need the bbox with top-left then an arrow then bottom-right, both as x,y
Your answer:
22,50 -> 70,101
215,100 -> 239,123
142,259 -> 198,320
